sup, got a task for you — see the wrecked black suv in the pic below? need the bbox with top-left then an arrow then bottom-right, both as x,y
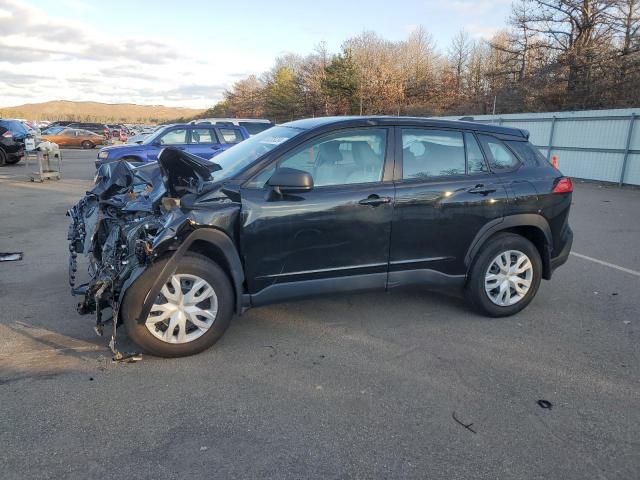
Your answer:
68,116 -> 573,357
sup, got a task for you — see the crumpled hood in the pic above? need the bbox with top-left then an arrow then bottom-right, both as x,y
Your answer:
91,147 -> 222,212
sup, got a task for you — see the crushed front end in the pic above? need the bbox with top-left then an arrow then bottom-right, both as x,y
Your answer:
67,148 -> 237,359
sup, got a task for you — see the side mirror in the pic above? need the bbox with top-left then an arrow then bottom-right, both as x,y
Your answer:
267,167 -> 313,194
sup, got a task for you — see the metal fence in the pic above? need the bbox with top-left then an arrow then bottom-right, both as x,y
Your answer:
442,108 -> 640,186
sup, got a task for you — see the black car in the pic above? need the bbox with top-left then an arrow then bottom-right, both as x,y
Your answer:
68,116 -> 573,358
0,119 -> 31,165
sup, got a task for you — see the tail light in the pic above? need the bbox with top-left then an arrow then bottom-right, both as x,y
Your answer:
2,131 -> 13,138
553,177 -> 573,194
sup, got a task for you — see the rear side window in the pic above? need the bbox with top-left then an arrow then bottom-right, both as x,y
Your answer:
402,129 -> 465,179
465,132 -> 488,173
506,140 -> 546,166
218,128 -> 244,144
478,134 -> 520,170
189,128 -> 216,144
239,121 -> 273,135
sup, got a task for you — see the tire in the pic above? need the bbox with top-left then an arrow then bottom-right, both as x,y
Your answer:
464,232 -> 542,317
0,148 -> 6,165
81,141 -> 93,149
121,253 -> 234,357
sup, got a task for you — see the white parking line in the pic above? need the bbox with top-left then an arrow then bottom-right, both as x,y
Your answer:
570,252 -> 640,277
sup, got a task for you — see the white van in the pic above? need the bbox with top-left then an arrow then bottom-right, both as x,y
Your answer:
191,118 -> 274,136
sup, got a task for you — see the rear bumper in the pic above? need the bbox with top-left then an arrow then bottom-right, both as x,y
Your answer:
550,226 -> 573,274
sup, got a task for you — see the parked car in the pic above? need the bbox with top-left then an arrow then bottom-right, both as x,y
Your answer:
41,128 -> 105,149
65,122 -> 110,138
95,123 -> 250,167
0,119 -> 31,165
68,116 -> 573,357
191,118 -> 274,135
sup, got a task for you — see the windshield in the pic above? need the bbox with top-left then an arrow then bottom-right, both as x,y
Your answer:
44,126 -> 64,134
142,125 -> 171,145
210,126 -> 302,181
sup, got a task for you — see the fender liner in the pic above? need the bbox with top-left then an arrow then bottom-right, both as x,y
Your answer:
137,228 -> 245,323
465,214 -> 552,275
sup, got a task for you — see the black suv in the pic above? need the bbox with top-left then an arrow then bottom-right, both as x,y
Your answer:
68,116 -> 573,357
0,119 -> 31,165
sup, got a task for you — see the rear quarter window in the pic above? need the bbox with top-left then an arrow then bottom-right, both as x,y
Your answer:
506,140 -> 547,167
478,134 -> 520,171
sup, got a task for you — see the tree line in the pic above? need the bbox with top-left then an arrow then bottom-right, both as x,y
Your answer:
200,0 -> 640,123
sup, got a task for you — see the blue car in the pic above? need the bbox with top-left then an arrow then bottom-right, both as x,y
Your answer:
95,123 -> 249,167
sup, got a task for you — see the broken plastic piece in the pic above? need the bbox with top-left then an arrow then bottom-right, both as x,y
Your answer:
537,399 -> 553,409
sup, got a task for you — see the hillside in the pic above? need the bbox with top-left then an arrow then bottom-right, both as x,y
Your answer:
0,100 -> 206,123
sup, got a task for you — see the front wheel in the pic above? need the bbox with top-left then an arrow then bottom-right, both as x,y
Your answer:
121,253 -> 234,357
464,233 -> 542,317
81,140 -> 93,149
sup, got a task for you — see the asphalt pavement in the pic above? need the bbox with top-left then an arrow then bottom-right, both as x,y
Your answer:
1,150 -> 638,479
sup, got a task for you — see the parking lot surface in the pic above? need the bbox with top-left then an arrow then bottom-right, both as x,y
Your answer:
1,150 -> 639,479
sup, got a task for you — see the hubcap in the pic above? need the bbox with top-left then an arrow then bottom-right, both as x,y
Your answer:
484,250 -> 533,306
145,274 -> 218,344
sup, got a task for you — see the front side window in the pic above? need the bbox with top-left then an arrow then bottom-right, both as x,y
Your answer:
478,134 -> 520,170
159,128 -> 187,145
189,128 -> 215,144
402,129 -> 465,179
252,128 -> 387,188
218,128 -> 244,144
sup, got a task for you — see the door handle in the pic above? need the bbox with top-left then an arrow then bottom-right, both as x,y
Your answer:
358,195 -> 392,206
468,184 -> 496,195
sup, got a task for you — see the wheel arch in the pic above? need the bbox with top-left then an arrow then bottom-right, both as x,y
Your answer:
465,214 -> 553,280
136,228 -> 245,324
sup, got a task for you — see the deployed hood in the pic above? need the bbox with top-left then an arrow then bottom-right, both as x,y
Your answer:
157,147 -> 221,197
91,147 -> 222,211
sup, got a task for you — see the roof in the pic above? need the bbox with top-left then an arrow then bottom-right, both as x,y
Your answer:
282,116 -> 527,138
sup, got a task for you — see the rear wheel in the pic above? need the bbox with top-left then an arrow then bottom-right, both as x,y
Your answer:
122,253 -> 234,357
81,140 -> 93,149
0,148 -> 7,165
464,232 -> 542,317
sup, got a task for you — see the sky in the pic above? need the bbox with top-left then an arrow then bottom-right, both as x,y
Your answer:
0,0 -> 512,109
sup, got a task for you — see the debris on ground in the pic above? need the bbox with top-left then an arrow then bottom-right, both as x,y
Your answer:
537,399 -> 553,410
452,411 -> 477,433
0,252 -> 23,262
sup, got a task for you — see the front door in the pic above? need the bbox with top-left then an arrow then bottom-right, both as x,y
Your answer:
240,127 -> 395,305
389,128 -> 509,284
148,127 -> 188,161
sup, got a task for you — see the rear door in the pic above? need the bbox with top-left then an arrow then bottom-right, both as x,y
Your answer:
389,128 -> 508,283
186,127 -> 220,159
213,126 -> 247,156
